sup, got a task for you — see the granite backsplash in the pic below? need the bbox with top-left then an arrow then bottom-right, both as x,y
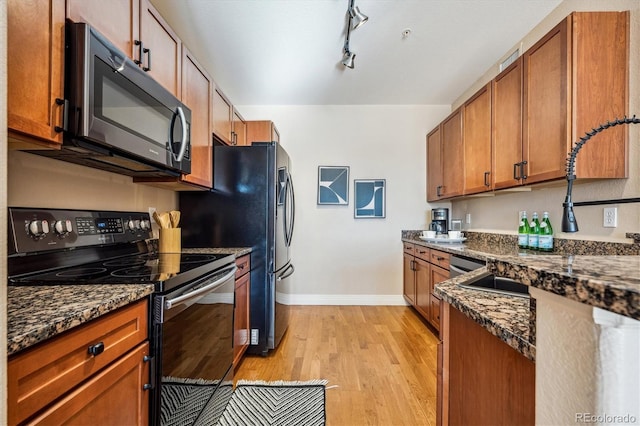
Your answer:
402,230 -> 640,256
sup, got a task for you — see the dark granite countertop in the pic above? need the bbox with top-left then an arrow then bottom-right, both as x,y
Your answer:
7,284 -> 154,356
404,230 -> 639,360
435,268 -> 535,361
7,247 -> 252,356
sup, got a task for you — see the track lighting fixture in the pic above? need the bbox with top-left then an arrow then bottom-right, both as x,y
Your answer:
342,0 -> 368,69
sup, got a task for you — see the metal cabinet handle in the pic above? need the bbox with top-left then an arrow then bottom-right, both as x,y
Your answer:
142,47 -> 151,72
88,342 -> 105,356
54,98 -> 68,133
521,161 -> 528,180
134,40 -> 144,65
484,171 -> 490,187
143,384 -> 152,390
513,162 -> 521,180
436,185 -> 443,197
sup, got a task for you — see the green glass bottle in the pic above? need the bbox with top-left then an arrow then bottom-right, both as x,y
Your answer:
538,211 -> 554,252
528,212 -> 540,250
518,211 -> 529,249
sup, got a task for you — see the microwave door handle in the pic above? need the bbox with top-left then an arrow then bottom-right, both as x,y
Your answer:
164,265 -> 236,310
174,106 -> 188,162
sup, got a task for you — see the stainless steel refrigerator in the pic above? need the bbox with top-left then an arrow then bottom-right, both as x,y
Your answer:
179,142 -> 295,356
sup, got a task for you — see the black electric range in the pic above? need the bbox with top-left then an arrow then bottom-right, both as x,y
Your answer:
7,207 -> 234,291
7,207 -> 237,425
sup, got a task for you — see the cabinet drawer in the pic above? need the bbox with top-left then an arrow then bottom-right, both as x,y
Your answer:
8,299 -> 148,425
403,242 -> 415,255
28,342 -> 150,426
430,250 -> 450,269
235,254 -> 251,279
414,245 -> 430,262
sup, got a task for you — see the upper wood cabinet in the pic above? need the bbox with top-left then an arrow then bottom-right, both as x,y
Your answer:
232,109 -> 247,146
180,47 -> 213,188
426,11 -> 629,201
213,87 -> 247,146
67,0 -> 182,98
523,11 -> 629,184
426,126 -> 443,202
213,87 -> 234,145
66,0 -> 139,60
139,0 -> 182,98
492,57 -> 524,189
8,0 -> 66,149
463,83 -> 492,195
246,120 -> 281,145
440,108 -> 464,199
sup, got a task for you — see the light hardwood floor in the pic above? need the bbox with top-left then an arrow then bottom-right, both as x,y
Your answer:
234,305 -> 439,426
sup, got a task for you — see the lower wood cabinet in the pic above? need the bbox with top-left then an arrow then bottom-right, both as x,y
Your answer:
28,342 -> 150,425
233,254 -> 251,368
8,299 -> 150,425
403,242 -> 448,332
438,301 -> 535,425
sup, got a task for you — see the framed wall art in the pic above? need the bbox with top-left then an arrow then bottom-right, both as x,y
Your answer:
317,166 -> 349,205
354,179 -> 386,218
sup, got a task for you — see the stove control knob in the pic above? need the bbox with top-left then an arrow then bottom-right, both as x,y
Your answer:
28,220 -> 50,238
140,219 -> 151,230
54,219 -> 73,235
127,220 -> 136,231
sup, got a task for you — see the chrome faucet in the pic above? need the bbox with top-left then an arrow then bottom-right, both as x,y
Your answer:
562,116 -> 640,232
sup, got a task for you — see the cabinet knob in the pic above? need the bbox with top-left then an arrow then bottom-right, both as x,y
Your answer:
88,342 -> 105,356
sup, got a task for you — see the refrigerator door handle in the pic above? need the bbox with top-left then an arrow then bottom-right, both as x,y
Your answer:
284,172 -> 295,246
277,263 -> 295,281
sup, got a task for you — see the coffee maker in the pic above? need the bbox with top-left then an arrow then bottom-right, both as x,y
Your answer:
430,208 -> 449,235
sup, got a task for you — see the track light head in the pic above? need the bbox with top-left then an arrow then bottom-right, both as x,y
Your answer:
342,50 -> 356,69
349,6 -> 368,30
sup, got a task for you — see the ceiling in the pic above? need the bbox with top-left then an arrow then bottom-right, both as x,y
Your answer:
151,0 -> 563,106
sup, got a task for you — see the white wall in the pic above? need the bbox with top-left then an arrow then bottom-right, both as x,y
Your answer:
451,0 -> 640,242
7,151 -> 178,216
239,105 -> 449,304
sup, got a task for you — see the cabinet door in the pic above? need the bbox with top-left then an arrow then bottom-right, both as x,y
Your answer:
492,57 -> 524,189
139,0 -> 181,98
414,258 -> 431,320
233,272 -> 250,367
29,343 -> 150,426
246,121 -> 279,145
441,108 -> 464,198
403,253 -> 416,305
66,0 -> 140,60
213,88 -> 233,145
572,12 -> 628,179
426,126 -> 443,202
181,47 -> 213,188
233,109 -> 247,146
523,17 -> 571,185
429,265 -> 448,332
463,83 -> 492,195
8,0 -> 65,148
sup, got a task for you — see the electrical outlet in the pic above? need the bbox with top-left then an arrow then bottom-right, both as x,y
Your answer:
603,207 -> 617,228
466,213 -> 471,224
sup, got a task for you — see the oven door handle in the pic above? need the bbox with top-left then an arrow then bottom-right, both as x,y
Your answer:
164,265 -> 237,310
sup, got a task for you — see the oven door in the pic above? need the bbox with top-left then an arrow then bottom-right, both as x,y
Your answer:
151,264 -> 236,426
66,22 -> 191,175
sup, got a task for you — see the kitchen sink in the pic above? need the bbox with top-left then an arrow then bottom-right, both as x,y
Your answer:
458,271 -> 529,298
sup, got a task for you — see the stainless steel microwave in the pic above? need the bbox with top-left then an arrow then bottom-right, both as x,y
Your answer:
30,21 -> 191,178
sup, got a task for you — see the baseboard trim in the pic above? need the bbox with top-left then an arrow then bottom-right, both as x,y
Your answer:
278,293 -> 409,306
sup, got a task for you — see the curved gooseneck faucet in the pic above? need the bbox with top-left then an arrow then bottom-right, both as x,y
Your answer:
562,115 -> 640,232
